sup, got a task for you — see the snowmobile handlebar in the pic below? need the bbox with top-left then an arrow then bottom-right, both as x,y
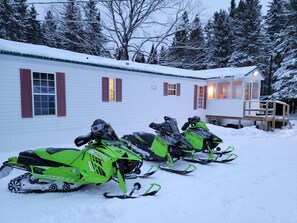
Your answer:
188,116 -> 201,124
74,132 -> 93,147
149,122 -> 163,131
181,121 -> 190,131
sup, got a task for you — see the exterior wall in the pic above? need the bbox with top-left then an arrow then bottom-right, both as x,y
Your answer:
206,99 -> 244,117
0,54 -> 206,152
206,73 -> 263,118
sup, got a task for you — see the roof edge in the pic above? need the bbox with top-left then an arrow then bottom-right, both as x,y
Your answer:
0,50 -> 206,80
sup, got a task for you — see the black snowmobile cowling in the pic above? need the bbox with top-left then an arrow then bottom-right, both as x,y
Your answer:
181,116 -> 237,163
182,116 -> 223,149
122,116 -> 198,174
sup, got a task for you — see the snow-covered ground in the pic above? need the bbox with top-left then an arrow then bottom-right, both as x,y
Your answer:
1,121 -> 297,223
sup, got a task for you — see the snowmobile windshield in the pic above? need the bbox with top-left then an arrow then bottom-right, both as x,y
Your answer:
91,123 -> 106,133
164,119 -> 180,135
92,123 -> 119,141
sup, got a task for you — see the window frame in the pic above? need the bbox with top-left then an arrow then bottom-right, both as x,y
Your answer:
207,82 -> 216,99
109,78 -> 116,102
32,72 -> 56,116
102,77 -> 122,102
197,86 -> 204,109
252,82 -> 260,100
167,83 -> 177,95
218,81 -> 231,99
232,81 -> 242,99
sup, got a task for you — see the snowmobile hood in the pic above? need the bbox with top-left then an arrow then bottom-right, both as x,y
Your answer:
98,141 -> 142,161
192,121 -> 209,130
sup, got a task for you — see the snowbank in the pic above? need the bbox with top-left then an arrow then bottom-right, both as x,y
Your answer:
0,122 -> 296,223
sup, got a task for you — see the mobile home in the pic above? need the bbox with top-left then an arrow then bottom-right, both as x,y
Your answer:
0,39 -> 263,152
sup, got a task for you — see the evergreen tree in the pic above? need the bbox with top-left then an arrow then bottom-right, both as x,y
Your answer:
204,19 -> 216,68
147,44 -> 158,64
0,0 -> 14,39
229,0 -> 264,68
210,10 -> 233,68
12,0 -> 30,42
83,0 -> 106,56
42,10 -> 58,48
272,0 -> 297,99
227,0 -> 237,60
265,0 -> 287,95
187,14 -> 205,70
26,5 -> 43,44
170,11 -> 190,68
158,45 -> 168,66
59,0 -> 84,53
134,51 -> 146,63
229,0 -> 236,17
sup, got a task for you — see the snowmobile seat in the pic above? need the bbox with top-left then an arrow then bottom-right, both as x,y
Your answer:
46,147 -> 80,155
138,133 -> 155,146
17,150 -> 68,167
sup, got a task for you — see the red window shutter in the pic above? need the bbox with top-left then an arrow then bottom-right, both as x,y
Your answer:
203,85 -> 207,109
163,82 -> 168,96
193,85 -> 198,110
20,68 -> 33,118
116,78 -> 122,102
102,77 -> 109,102
177,83 -> 181,96
56,72 -> 66,116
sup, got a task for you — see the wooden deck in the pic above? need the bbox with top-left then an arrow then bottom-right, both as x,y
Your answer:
206,100 -> 291,131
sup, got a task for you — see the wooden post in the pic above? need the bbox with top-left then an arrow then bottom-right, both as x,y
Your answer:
249,101 -> 251,115
282,104 -> 286,127
272,101 -> 276,130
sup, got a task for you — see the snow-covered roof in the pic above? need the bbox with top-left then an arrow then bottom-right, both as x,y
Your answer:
0,38 -> 261,80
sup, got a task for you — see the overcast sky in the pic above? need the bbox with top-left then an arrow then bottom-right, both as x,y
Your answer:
201,0 -> 271,20
28,0 -> 272,20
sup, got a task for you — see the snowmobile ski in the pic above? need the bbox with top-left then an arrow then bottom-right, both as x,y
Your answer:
0,163 -> 13,179
182,156 -> 212,164
158,163 -> 196,175
125,165 -> 158,179
183,152 -> 237,164
211,153 -> 238,163
103,182 -> 161,199
207,146 -> 235,155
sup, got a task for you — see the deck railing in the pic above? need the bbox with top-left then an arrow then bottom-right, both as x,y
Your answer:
243,100 -> 291,130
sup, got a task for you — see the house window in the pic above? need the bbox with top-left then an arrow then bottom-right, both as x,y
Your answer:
218,82 -> 231,99
163,82 -> 180,96
245,83 -> 251,100
20,69 -> 66,118
252,82 -> 260,99
207,83 -> 216,99
168,84 -> 176,95
102,77 -> 122,102
232,81 -> 242,99
198,86 -> 204,108
33,72 -> 56,116
109,78 -> 116,101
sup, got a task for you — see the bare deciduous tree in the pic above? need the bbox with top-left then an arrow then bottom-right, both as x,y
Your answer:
100,0 -> 203,60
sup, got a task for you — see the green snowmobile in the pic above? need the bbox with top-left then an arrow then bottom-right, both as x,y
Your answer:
122,116 -> 197,174
181,116 -> 237,163
0,119 -> 160,199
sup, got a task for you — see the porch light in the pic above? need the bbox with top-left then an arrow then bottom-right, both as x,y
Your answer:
253,70 -> 259,76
